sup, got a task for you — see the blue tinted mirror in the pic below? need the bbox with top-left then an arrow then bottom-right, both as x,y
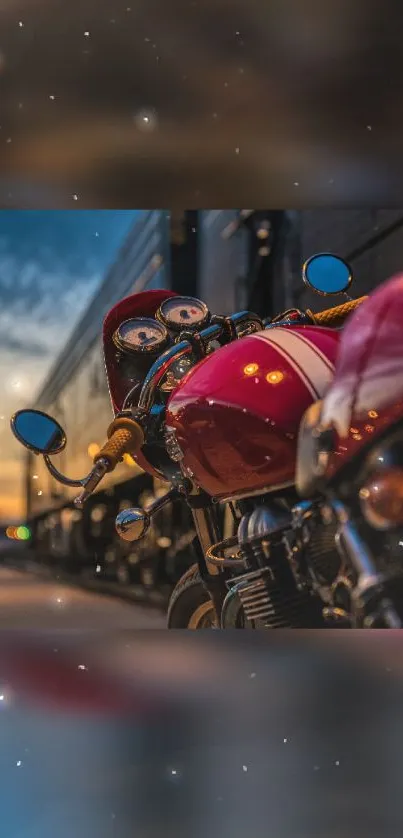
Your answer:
303,253 -> 352,296
11,409 -> 66,454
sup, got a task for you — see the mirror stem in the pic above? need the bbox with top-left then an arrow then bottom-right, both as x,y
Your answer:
43,454 -> 87,488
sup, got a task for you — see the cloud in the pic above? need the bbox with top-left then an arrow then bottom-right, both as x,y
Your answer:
0,210 -> 138,522
0,333 -> 50,357
0,253 -> 101,356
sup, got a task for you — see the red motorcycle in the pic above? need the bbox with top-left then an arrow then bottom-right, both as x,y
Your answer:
12,253 -> 373,629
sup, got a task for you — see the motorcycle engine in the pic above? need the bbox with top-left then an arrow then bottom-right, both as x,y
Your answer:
221,501 -> 341,628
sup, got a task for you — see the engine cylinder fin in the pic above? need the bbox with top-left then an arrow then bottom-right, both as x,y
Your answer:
224,564 -> 325,627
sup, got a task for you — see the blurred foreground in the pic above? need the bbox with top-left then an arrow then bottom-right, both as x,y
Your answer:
0,0 -> 401,206
0,564 -> 166,630
0,560 -> 402,836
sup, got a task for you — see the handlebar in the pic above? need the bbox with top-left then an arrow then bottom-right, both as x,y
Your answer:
308,295 -> 367,326
93,417 -> 145,470
74,417 -> 145,508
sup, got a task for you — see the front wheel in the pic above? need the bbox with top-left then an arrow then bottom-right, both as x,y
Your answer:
167,564 -> 218,629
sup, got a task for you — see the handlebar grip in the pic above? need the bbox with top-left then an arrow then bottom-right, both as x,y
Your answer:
309,296 -> 367,326
93,417 -> 145,471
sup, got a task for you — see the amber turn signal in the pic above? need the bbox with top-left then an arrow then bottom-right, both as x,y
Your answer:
359,468 -> 403,530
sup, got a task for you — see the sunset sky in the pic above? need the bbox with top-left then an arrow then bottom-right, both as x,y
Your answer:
0,210 -> 139,524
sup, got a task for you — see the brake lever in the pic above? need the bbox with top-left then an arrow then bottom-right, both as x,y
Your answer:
74,458 -> 110,508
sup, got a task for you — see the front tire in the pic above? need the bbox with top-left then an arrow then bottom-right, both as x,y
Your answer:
167,564 -> 218,629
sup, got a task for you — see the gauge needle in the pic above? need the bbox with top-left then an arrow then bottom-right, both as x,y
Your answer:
138,332 -> 155,345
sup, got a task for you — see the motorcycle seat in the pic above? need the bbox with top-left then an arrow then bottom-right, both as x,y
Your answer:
295,400 -> 328,498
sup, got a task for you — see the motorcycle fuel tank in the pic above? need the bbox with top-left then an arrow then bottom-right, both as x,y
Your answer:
166,325 -> 340,500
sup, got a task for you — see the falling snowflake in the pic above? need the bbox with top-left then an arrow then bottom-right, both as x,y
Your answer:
18,21 -> 24,28
72,194 -> 78,201
242,765 -> 248,772
134,108 -> 158,132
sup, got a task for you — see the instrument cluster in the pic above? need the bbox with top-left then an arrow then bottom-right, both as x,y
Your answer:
113,296 -> 210,356
112,296 -> 211,403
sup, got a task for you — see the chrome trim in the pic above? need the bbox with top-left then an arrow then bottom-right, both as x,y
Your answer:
113,317 -> 170,355
191,505 -> 221,576
156,296 -> 210,332
138,311 -> 264,411
73,458 -> 110,507
43,454 -> 85,488
217,480 -> 294,504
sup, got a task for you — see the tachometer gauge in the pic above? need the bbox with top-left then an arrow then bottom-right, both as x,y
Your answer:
156,296 -> 210,331
113,318 -> 170,354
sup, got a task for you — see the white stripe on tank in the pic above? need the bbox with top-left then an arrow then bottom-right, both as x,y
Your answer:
252,328 -> 335,398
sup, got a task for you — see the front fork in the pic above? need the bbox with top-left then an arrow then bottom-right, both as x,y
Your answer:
187,491 -> 228,619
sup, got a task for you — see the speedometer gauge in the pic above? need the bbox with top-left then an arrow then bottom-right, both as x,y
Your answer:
113,318 -> 170,354
156,296 -> 210,331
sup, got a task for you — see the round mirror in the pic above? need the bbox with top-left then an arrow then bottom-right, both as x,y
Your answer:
11,409 -> 66,454
302,253 -> 352,296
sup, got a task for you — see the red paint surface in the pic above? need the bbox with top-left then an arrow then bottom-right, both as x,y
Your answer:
320,273 -> 403,479
167,326 -> 340,499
